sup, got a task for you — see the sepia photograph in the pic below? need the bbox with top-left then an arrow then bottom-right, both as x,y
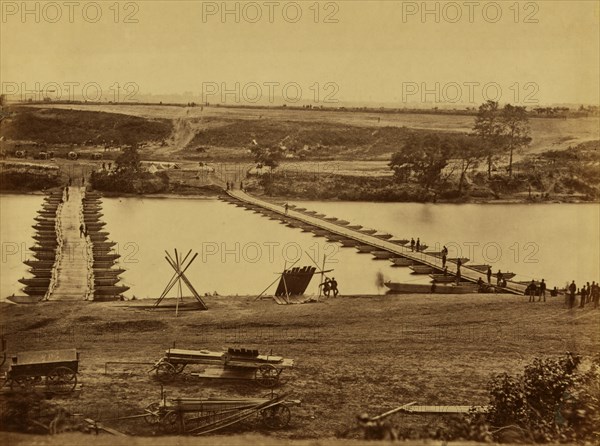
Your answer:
0,1 -> 599,444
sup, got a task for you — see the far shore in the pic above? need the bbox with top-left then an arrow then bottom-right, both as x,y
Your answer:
1,188 -> 596,205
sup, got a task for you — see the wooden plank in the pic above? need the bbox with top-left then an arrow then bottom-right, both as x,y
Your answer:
84,418 -> 128,436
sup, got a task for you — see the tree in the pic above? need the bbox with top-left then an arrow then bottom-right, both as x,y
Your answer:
389,133 -> 452,195
500,104 -> 532,177
472,101 -> 504,179
115,145 -> 141,174
448,134 -> 485,194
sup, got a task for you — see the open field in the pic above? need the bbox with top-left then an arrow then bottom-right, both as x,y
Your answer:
1,294 -> 598,441
24,104 -> 600,155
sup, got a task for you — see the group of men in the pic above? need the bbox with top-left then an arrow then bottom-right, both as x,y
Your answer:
319,277 -> 339,297
225,181 -> 244,191
409,238 -> 422,252
568,280 -> 599,309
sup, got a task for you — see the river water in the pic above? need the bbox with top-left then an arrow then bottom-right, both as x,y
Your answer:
1,195 -> 598,299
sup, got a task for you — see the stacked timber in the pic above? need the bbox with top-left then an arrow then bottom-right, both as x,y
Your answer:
83,192 -> 129,301
15,191 -> 64,302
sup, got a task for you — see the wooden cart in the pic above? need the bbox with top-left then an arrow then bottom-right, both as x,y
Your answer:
144,392 -> 300,435
151,347 -> 294,388
4,349 -> 79,393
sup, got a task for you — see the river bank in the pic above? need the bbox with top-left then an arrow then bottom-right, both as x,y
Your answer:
1,294 -> 598,440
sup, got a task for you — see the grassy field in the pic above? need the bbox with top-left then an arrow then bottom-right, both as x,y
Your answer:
24,104 -> 600,155
1,293 -> 598,441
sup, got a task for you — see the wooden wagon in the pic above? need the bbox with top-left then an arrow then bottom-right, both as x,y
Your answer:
151,347 -> 294,388
144,392 -> 300,435
4,349 -> 79,393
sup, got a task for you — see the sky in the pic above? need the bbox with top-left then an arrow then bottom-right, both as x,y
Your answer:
1,0 -> 599,107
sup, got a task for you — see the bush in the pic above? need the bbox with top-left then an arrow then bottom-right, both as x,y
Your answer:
455,353 -> 600,443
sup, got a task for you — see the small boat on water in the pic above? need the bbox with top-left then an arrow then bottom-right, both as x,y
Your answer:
94,268 -> 126,277
312,229 -> 330,237
294,207 -> 306,212
24,260 -> 55,268
30,245 -> 56,253
448,257 -> 470,265
391,257 -> 414,266
409,265 -> 435,274
430,274 -> 462,283
335,220 -> 350,226
7,295 -> 44,304
324,217 -> 338,222
94,285 -> 130,296
340,239 -> 360,247
33,252 -> 57,261
372,251 -> 395,259
359,229 -> 377,235
304,210 -> 317,215
326,235 -> 346,242
19,277 -> 50,287
356,245 -> 377,253
347,225 -> 363,230
92,241 -> 117,249
28,269 -> 53,278
32,224 -> 55,230
469,264 -> 491,272
85,222 -> 107,229
94,277 -> 121,286
374,233 -> 394,240
314,213 -> 326,218
384,281 -> 478,294
93,261 -> 119,269
34,216 -> 55,222
94,253 -> 121,262
389,239 -> 409,245
22,286 -> 49,296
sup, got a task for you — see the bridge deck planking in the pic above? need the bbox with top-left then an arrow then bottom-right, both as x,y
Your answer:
49,187 -> 91,301
227,191 -> 527,296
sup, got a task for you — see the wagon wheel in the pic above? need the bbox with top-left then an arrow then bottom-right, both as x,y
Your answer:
144,402 -> 162,425
11,375 -> 40,391
160,410 -> 180,434
155,361 -> 177,382
254,364 -> 279,388
261,404 -> 291,429
46,366 -> 77,393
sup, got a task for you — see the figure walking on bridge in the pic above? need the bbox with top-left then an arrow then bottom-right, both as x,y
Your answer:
487,266 -> 492,284
284,203 -> 289,214
416,238 -> 421,252
410,238 -> 415,252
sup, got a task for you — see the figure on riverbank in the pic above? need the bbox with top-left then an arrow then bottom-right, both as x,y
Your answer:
496,270 -> 504,286
285,203 -> 289,214
442,252 -> 447,268
320,278 -> 331,297
79,224 -> 84,238
331,277 -> 339,297
416,238 -> 421,252
539,279 -> 546,302
527,280 -> 537,302
568,280 -> 577,308
487,266 -> 492,284
580,286 -> 587,308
